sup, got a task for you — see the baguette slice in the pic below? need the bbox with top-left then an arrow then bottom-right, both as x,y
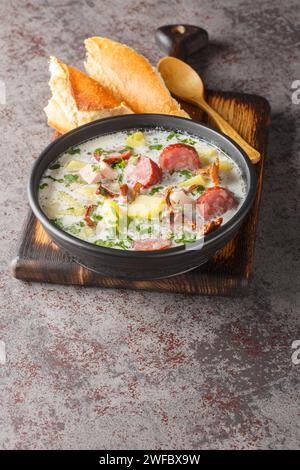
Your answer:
44,56 -> 132,134
84,37 -> 190,118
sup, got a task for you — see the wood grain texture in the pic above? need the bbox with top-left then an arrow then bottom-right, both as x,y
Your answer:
11,90 -> 271,294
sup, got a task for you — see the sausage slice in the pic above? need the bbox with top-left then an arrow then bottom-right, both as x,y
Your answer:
197,186 -> 236,220
133,239 -> 172,251
159,143 -> 200,172
125,156 -> 162,188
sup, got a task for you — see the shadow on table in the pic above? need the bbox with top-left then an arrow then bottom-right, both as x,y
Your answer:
250,109 -> 299,301
187,41 -> 230,76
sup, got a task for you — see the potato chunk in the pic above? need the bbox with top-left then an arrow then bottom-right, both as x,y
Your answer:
126,131 -> 146,148
128,195 -> 165,219
178,174 -> 207,188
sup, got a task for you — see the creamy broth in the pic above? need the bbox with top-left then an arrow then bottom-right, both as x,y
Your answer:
39,129 -> 246,250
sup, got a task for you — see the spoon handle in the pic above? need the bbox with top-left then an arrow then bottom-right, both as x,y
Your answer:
198,99 -> 261,163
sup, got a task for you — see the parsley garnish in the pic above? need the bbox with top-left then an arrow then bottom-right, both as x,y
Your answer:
94,239 -> 131,249
149,144 -> 163,150
192,185 -> 205,194
66,147 -> 81,155
91,214 -> 103,221
112,159 -> 126,169
167,131 -> 176,141
94,147 -> 103,155
174,232 -> 197,244
49,163 -> 61,170
178,138 -> 196,145
63,174 -> 79,186
91,164 -> 101,171
179,169 -> 193,179
129,155 -> 140,166
39,183 -> 48,190
51,218 -> 65,230
44,175 -> 64,183
149,186 -> 163,195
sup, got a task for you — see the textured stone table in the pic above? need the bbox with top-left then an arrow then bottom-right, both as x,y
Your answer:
0,0 -> 299,449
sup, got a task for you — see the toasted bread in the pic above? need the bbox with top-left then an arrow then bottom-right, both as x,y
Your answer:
84,37 -> 190,118
44,56 -> 132,134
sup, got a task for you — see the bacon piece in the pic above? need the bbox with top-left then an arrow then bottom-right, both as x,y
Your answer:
103,150 -> 132,164
133,181 -> 143,195
203,217 -> 223,235
165,186 -> 173,208
96,183 -> 118,198
93,149 -> 101,161
84,204 -> 97,227
210,157 -> 219,186
197,158 -> 219,186
197,166 -> 211,176
119,183 -> 129,197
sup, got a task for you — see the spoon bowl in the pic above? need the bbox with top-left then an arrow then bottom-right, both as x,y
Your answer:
158,56 -> 261,164
158,56 -> 205,105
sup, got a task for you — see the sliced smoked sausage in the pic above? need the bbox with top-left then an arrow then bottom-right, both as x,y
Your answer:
196,186 -> 236,220
159,143 -> 200,172
133,239 -> 172,251
124,156 -> 162,188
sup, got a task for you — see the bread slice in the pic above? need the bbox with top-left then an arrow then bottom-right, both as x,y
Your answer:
84,37 -> 190,118
44,56 -> 132,134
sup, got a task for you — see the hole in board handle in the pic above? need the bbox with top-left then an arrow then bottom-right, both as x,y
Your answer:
171,25 -> 186,34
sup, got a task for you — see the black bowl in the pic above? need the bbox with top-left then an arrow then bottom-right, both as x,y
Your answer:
28,114 -> 257,280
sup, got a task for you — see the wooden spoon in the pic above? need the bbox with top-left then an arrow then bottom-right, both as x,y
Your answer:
157,56 -> 260,163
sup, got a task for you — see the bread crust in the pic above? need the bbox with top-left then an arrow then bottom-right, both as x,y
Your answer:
44,56 -> 132,134
62,61 -> 121,111
84,37 -> 190,118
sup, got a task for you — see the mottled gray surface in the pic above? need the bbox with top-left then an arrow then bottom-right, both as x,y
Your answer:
0,0 -> 299,450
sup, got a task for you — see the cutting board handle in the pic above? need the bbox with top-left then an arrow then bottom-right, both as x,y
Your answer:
155,24 -> 208,60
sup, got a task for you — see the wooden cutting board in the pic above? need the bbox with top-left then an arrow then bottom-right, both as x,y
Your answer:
11,90 -> 270,295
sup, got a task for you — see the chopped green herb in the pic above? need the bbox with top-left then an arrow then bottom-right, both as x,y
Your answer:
112,159 -> 126,169
66,147 -> 81,155
178,138 -> 196,145
91,164 -> 100,172
79,221 -> 85,227
149,186 -> 164,195
91,214 -> 103,221
149,144 -> 163,150
139,226 -> 153,235
63,174 -> 79,186
39,183 -> 48,190
66,224 -> 82,235
179,169 -> 193,179
51,218 -> 65,230
174,232 -> 197,244
94,239 -> 131,249
44,175 -> 64,183
192,185 -> 205,194
167,131 -> 176,141
49,163 -> 61,170
167,231 -> 174,240
129,155 -> 140,166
